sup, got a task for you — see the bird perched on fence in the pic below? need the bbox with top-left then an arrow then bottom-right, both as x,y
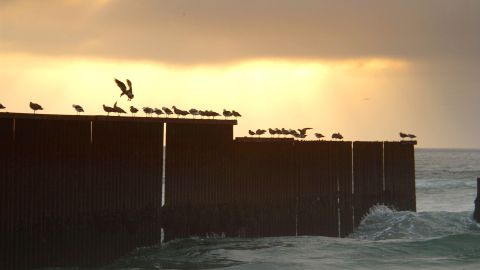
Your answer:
223,109 -> 233,118
172,106 -> 189,117
209,110 -> 221,119
232,110 -> 242,118
256,129 -> 266,136
143,107 -> 154,117
314,133 -> 325,140
298,128 -> 313,136
399,132 -> 409,140
130,106 -> 138,116
154,108 -> 164,117
114,78 -> 134,101
162,107 -> 173,117
268,128 -> 277,136
248,130 -> 255,136
0,103 -> 6,111
72,104 -> 84,115
408,134 -> 417,139
113,101 -> 126,115
103,104 -> 115,116
30,102 -> 43,114
189,108 -> 199,118
332,133 -> 344,140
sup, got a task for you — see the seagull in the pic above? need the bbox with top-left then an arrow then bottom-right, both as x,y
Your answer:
143,107 -> 154,117
198,110 -> 207,118
255,129 -> 266,136
298,128 -> 313,135
113,101 -> 126,115
314,133 -> 325,139
399,132 -> 409,140
281,128 -> 290,136
189,108 -> 199,118
210,110 -> 221,119
161,107 -> 173,117
103,104 -> 115,116
72,104 -> 84,115
248,130 -> 255,136
154,108 -> 164,117
30,102 -> 43,114
172,106 -> 189,118
0,103 -> 6,111
114,78 -> 134,101
130,106 -> 138,116
407,134 -> 417,139
232,110 -> 242,118
268,128 -> 277,136
332,133 -> 344,140
223,109 -> 233,118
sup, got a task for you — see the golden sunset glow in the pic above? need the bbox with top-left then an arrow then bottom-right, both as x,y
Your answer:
1,0 -> 479,148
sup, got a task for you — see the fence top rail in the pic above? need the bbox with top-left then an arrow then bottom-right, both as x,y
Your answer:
0,112 -> 237,125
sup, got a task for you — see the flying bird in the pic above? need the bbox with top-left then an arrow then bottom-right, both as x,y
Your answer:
72,104 -> 84,114
314,133 -> 325,139
113,101 -> 126,115
143,107 -> 154,117
130,106 -> 138,116
114,78 -> 134,101
29,102 -> 43,114
248,130 -> 255,136
103,104 -> 115,116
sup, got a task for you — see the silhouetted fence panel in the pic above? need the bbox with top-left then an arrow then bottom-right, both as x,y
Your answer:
164,123 -> 233,240
233,139 -> 296,237
353,142 -> 384,226
295,141 -> 338,237
384,142 -> 416,211
334,142 -> 354,237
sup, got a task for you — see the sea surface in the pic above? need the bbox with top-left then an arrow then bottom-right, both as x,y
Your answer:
55,149 -> 480,270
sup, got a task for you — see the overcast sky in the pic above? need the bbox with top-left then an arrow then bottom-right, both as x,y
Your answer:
1,0 -> 479,148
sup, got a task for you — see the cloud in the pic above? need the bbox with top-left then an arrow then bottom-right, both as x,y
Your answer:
0,0 -> 479,65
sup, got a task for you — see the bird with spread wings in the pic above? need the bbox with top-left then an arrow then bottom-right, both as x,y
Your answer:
114,78 -> 134,101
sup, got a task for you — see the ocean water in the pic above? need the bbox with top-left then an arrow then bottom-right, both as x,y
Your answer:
57,149 -> 480,270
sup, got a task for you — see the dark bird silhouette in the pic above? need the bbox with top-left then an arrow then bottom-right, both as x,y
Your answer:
130,106 -> 138,116
268,128 -> 277,136
172,106 -> 189,117
210,110 -> 221,118
162,107 -> 173,117
113,101 -> 126,115
223,109 -> 233,118
0,103 -> 6,111
72,104 -> 84,115
114,78 -> 134,101
314,133 -> 325,139
255,129 -> 266,136
154,108 -> 164,117
198,110 -> 207,118
399,132 -> 409,140
281,128 -> 289,136
103,104 -> 115,116
30,102 -> 43,114
332,133 -> 344,140
232,110 -> 242,118
248,130 -> 255,136
189,108 -> 199,118
298,128 -> 313,135
408,134 -> 417,139
143,107 -> 154,117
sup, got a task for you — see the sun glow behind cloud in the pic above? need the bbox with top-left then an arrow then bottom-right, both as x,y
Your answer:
0,52 -> 412,141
